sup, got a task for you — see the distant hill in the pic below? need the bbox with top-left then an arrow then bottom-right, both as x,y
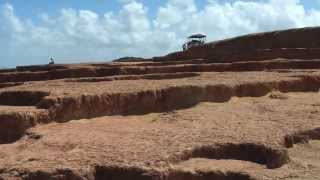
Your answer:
0,67 -> 16,73
112,57 -> 149,62
156,26 -> 320,62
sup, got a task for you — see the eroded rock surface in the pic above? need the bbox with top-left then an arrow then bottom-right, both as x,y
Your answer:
0,27 -> 320,180
0,66 -> 319,179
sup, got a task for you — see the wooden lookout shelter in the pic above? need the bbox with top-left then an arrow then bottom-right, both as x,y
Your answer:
183,34 -> 206,51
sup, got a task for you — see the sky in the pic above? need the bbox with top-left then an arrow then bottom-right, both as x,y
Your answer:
1,0 -> 320,68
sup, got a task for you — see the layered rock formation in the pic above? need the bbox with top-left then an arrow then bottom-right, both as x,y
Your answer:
0,27 -> 320,180
157,27 -> 320,62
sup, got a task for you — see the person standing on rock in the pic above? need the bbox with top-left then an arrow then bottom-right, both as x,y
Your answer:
49,57 -> 55,65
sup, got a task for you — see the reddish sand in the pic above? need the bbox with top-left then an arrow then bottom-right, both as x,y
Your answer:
0,27 -> 320,180
0,61 -> 319,179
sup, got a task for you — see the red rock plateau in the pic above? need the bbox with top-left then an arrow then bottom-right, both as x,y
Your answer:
0,27 -> 320,180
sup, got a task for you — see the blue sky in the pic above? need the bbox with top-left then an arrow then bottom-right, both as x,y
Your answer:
1,0 -> 320,67
4,0 -> 319,20
0,0 -> 166,26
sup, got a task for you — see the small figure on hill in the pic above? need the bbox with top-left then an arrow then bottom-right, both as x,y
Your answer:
49,57 -> 55,65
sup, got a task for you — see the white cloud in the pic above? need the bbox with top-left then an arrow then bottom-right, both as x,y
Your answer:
0,0 -> 320,67
0,3 -> 24,33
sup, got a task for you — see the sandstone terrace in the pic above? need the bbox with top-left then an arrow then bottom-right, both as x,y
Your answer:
0,27 -> 320,180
